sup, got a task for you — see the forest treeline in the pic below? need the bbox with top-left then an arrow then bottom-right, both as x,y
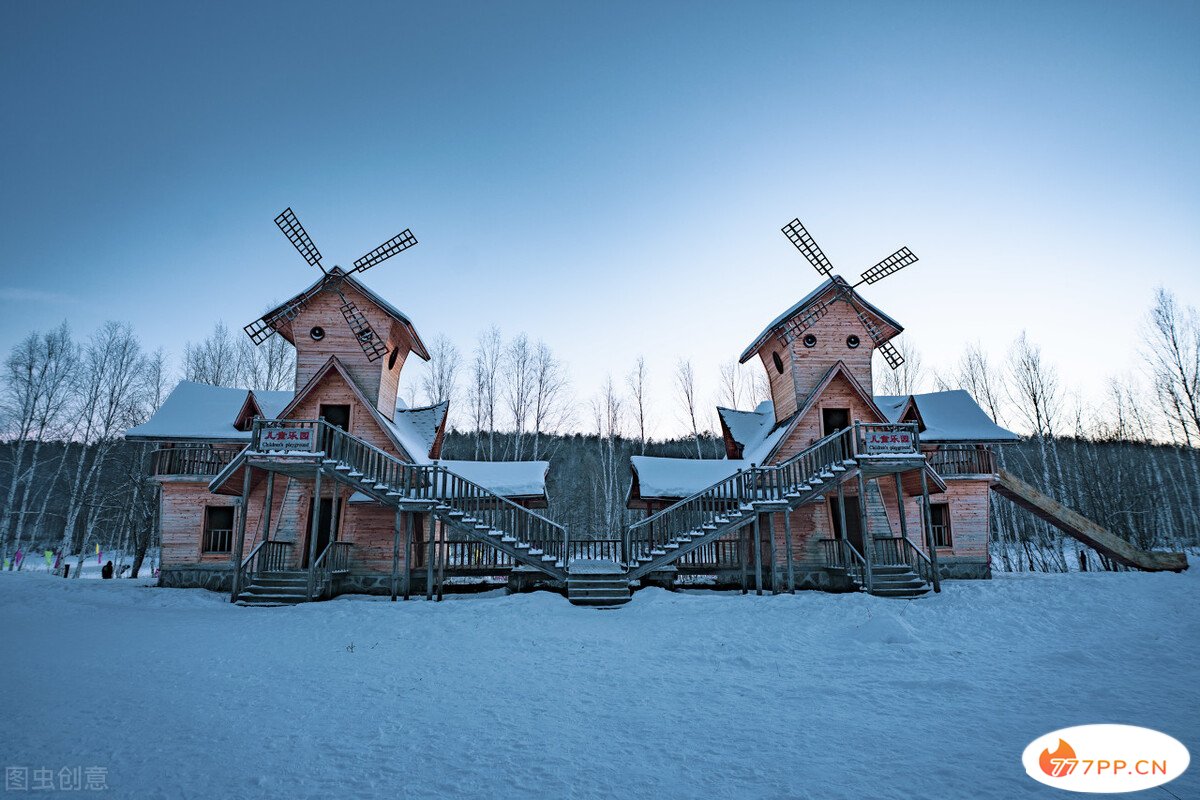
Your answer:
2,289 -> 1198,574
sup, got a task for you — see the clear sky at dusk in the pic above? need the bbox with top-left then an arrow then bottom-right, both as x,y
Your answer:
2,1 -> 1198,436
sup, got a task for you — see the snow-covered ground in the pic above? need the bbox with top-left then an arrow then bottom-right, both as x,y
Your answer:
1,571 -> 1196,799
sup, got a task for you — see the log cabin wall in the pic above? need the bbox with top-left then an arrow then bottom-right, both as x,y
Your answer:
752,300 -> 877,426
770,372 -> 881,462
286,369 -> 408,458
282,284 -> 413,417
159,480 -> 238,565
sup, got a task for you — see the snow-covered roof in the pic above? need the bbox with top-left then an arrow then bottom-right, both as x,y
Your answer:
631,456 -> 747,500
126,381 -> 263,441
436,459 -> 548,498
874,390 -> 1018,443
737,276 -> 903,363
717,400 -> 790,464
381,400 -> 447,465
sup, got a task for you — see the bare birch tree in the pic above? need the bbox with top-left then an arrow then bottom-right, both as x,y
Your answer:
503,333 -> 535,460
626,356 -> 649,455
675,359 -> 703,458
874,338 -> 925,396
530,341 -> 570,460
420,333 -> 460,410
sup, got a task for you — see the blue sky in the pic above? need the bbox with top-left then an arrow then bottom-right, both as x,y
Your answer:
2,1 -> 1197,435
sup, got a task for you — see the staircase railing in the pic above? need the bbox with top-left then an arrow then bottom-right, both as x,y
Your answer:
311,540 -> 353,600
625,426 -> 859,568
818,537 -> 867,586
874,536 -> 936,585
237,539 -> 293,596
251,418 -> 569,574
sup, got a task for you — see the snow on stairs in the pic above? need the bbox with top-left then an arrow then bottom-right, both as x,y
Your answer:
567,559 -> 631,607
867,565 -> 930,599
236,571 -> 309,607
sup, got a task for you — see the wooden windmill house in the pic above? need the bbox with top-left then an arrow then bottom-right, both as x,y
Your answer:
128,210 -> 569,604
623,220 -> 1187,598
128,213 -> 1185,608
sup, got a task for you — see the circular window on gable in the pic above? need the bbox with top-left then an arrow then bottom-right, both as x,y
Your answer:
388,348 -> 399,370
309,326 -> 325,341
846,334 -> 861,349
772,351 -> 784,374
802,333 -> 817,348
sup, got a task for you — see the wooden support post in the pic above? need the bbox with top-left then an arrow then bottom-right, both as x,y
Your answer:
752,512 -> 763,596
784,510 -> 796,593
856,472 -> 875,594
919,468 -> 942,593
767,512 -> 780,594
402,512 -> 413,600
739,526 -> 749,594
425,511 -> 435,601
391,508 -> 401,602
436,521 -> 446,602
230,465 -> 252,603
261,470 -> 275,550
893,473 -> 909,543
306,469 -> 322,600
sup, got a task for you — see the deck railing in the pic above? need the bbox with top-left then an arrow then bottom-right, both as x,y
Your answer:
927,447 -> 995,476
250,418 -> 570,575
152,445 -> 243,477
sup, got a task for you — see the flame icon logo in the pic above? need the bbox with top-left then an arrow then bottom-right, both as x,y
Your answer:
1039,739 -> 1077,777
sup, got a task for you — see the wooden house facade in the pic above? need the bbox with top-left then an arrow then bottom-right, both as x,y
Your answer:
627,276 -> 1019,596
128,270 -> 557,603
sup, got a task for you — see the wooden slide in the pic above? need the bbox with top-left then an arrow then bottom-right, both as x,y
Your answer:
991,470 -> 1189,572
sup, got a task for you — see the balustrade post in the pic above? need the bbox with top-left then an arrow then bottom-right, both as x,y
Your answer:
306,469 -> 323,600
751,504 -> 763,596
402,512 -> 413,600
856,473 -> 875,593
893,472 -> 910,546
425,512 -> 436,601
919,467 -> 942,593
391,508 -> 401,601
230,465 -> 252,603
260,470 -> 275,554
784,509 -> 796,593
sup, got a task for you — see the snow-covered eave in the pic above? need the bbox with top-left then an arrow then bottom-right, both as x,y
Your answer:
125,432 -> 249,444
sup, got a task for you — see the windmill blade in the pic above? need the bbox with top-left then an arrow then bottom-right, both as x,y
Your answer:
781,219 -> 833,277
352,229 -> 418,274
275,207 -> 324,269
780,298 -> 833,343
856,246 -> 917,286
336,292 -> 389,362
876,339 -> 906,370
243,297 -> 309,345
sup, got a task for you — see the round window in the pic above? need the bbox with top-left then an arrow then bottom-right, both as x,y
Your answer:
388,348 -> 399,370
772,351 -> 784,374
847,334 -> 861,349
802,333 -> 817,349
309,326 -> 325,341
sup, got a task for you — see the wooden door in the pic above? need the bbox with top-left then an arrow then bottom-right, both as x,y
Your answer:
302,498 -> 337,568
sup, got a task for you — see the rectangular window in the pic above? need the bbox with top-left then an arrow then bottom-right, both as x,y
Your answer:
203,506 -> 235,554
930,502 -> 952,548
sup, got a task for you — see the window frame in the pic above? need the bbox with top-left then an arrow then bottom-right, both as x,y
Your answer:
929,501 -> 953,549
202,505 -> 235,554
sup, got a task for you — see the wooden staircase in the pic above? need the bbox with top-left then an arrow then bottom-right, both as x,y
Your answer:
237,570 -> 309,606
625,427 -> 862,581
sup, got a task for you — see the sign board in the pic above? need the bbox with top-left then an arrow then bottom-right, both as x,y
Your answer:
860,427 -> 915,455
259,427 -> 316,452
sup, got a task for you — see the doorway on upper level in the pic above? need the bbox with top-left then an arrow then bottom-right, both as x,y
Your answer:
822,407 -> 850,438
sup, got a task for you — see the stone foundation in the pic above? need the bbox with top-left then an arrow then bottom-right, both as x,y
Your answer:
936,559 -> 991,580
159,565 -> 233,593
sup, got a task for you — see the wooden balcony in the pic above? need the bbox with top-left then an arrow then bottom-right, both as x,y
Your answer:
151,445 -> 244,478
927,447 -> 996,477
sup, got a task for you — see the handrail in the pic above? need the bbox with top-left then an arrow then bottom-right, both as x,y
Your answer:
818,537 -> 867,587
250,418 -> 569,575
874,536 -> 936,587
152,445 -> 243,477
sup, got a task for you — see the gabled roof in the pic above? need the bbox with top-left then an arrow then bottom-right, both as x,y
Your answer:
717,401 -> 789,464
737,275 -> 903,363
383,400 -> 449,465
274,356 -> 419,461
258,267 -> 431,360
875,390 -> 1018,443
125,381 -> 294,442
